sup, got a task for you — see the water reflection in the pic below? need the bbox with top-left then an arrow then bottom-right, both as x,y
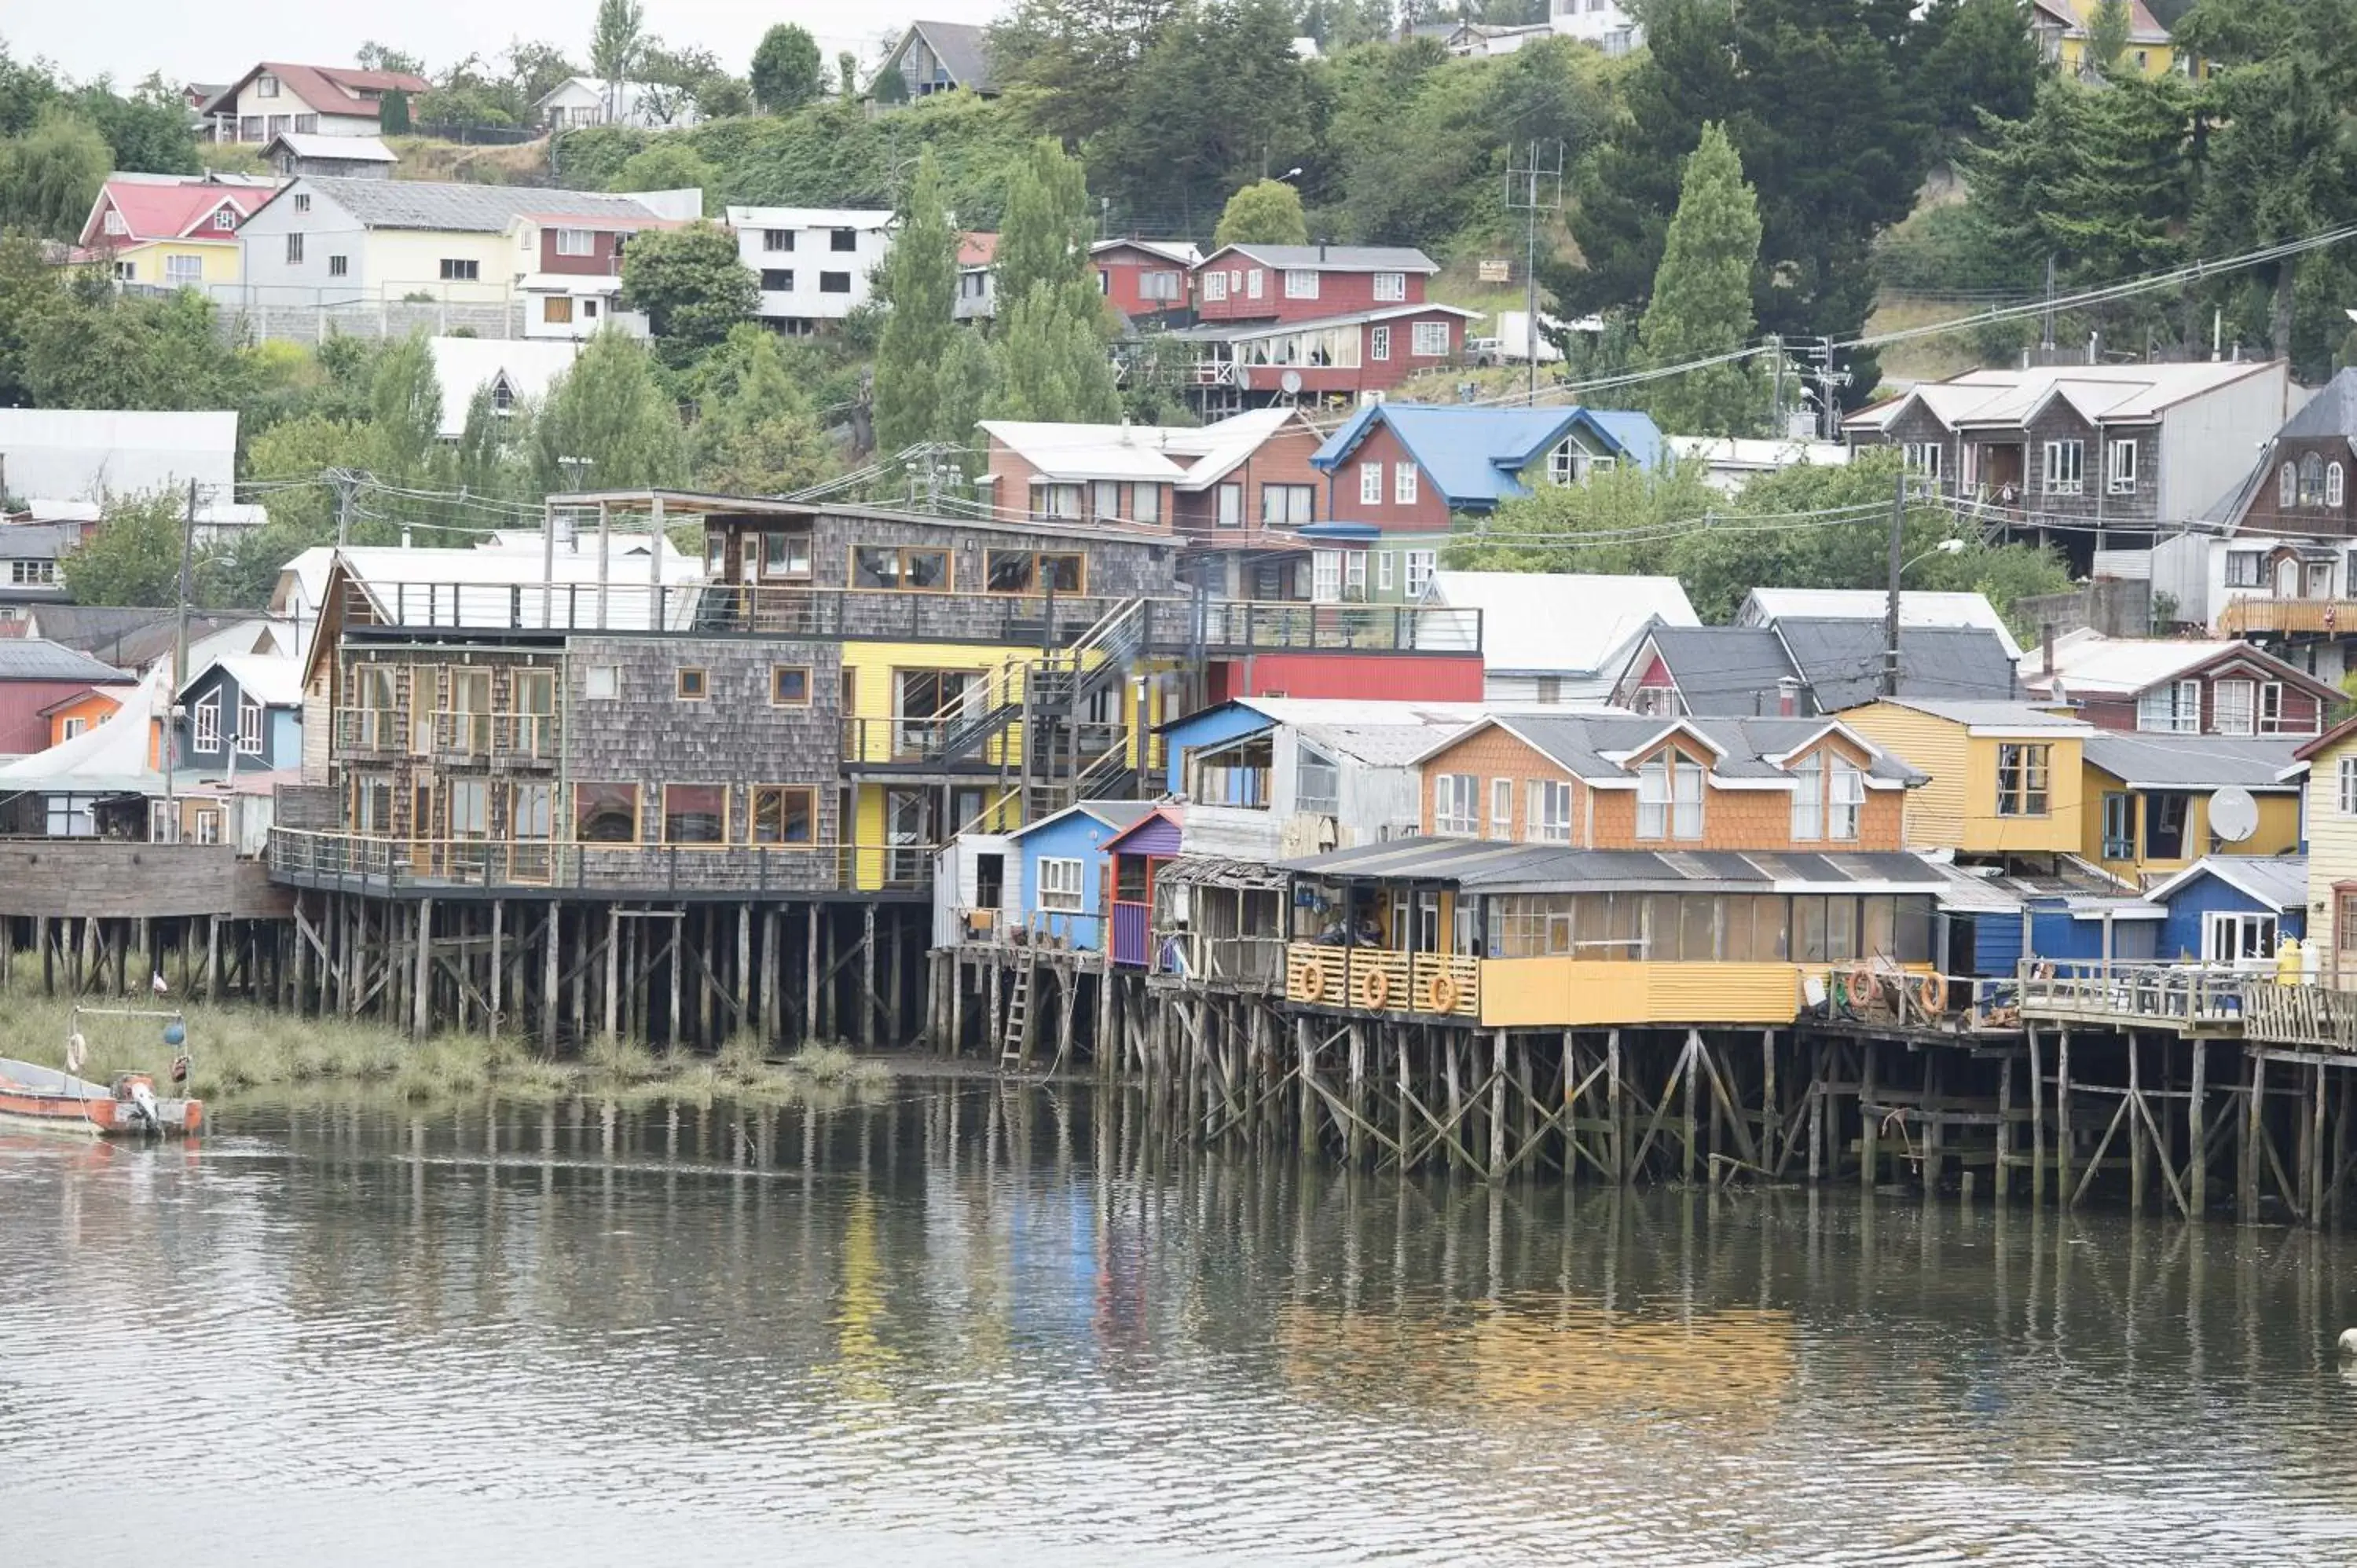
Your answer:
4,1084 -> 2357,1565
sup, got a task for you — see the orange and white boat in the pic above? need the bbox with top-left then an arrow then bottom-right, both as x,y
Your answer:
0,1057 -> 203,1138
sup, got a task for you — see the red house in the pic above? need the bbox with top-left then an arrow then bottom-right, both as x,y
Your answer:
1174,244 -> 1472,409
0,639 -> 137,757
1190,243 -> 1439,324
2022,631 -> 2341,737
1093,238 -> 1199,319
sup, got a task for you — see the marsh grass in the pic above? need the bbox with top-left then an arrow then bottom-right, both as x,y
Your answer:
0,976 -> 896,1108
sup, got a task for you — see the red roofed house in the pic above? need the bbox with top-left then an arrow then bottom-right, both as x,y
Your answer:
957,231 -> 999,321
200,62 -> 432,144
1175,244 -> 1475,413
1093,238 -> 1199,320
75,175 -> 279,289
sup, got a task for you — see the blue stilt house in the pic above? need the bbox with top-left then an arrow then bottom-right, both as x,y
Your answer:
1007,800 -> 1159,951
2146,856 -> 2307,964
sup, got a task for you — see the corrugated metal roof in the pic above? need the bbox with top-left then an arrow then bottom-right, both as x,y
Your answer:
0,639 -> 136,684
1426,571 -> 1696,676
2081,733 -> 2304,789
1218,244 -> 1439,273
1285,837 -> 1949,892
299,175 -> 661,233
1878,697 -> 2091,733
2146,854 -> 2306,910
1776,618 -> 2018,713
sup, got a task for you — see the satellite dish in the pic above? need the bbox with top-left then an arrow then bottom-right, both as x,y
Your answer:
2210,786 -> 2260,844
1279,368 -> 1304,395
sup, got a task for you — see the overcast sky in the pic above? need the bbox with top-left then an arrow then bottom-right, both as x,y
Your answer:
11,2 -> 1001,88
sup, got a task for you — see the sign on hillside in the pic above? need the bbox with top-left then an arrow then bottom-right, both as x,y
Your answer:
1477,258 -> 1512,284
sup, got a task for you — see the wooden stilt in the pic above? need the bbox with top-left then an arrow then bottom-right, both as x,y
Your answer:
1996,1053 -> 2014,1203
409,900 -> 430,1039
861,903 -> 878,1048
489,899 -> 504,1037
2029,1026 -> 2046,1207
2057,1028 -> 2073,1204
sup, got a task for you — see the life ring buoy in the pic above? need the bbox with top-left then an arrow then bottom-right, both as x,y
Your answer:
1294,962 -> 1326,1003
1915,972 -> 1948,1016
1359,968 -> 1391,1011
1428,973 -> 1461,1013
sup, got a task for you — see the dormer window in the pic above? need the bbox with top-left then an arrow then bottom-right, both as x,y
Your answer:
1637,750 -> 1704,841
102,208 -> 126,236
490,376 -> 515,414
213,207 -> 236,230
2281,462 -> 2297,508
1549,438 -> 1578,485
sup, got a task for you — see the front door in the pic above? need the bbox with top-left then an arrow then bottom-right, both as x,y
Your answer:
885,787 -> 932,887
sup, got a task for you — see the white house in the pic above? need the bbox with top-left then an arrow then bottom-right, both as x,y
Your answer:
426,338 -> 584,438
535,77 -> 704,131
200,62 -> 431,143
1664,436 -> 1852,495
1420,570 -> 1699,704
726,207 -> 893,332
1549,0 -> 1644,54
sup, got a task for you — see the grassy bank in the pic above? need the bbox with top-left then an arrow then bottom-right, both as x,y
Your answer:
0,984 -> 891,1107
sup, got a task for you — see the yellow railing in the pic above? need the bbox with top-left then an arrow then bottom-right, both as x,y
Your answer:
2217,596 -> 2357,637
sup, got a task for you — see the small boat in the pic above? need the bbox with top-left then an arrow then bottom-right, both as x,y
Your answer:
0,1057 -> 203,1138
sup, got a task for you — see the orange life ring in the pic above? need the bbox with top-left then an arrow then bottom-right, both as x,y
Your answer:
1916,971 -> 1948,1015
1428,973 -> 1461,1013
1295,962 -> 1326,1003
1842,965 -> 1875,1013
1359,968 -> 1391,1011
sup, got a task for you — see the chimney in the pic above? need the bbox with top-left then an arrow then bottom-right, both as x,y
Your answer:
1318,240 -> 1327,262
1776,676 -> 1799,718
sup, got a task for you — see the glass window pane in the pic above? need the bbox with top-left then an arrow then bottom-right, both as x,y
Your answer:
1825,897 -> 1857,962
1860,895 -> 1897,958
665,785 -> 727,844
1794,896 -> 1827,962
1644,893 -> 1681,960
575,782 -> 639,842
1895,897 -> 1934,965
986,551 -> 1033,592
1754,896 -> 1789,961
1681,896 -> 1717,962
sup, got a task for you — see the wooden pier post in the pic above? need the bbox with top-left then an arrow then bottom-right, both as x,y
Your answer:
2128,1033 -> 2146,1216
1860,1039 -> 1879,1191
542,903 -> 561,1052
2187,1039 -> 2206,1215
2056,1028 -> 2073,1205
1996,1053 -> 2014,1203
1489,1031 -> 1508,1182
603,904 -> 621,1042
2242,1051 -> 2264,1221
409,901 -> 429,1039
2309,1062 -> 2328,1225
489,899 -> 504,1037
2029,1026 -> 2046,1207
1681,1030 -> 1701,1186
805,903 -> 820,1045
861,904 -> 878,1048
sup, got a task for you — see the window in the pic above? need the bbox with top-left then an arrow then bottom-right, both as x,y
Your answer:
2137,679 -> 2201,734
2106,438 -> 2137,495
1903,442 -> 1942,479
2145,791 -> 2189,859
2341,757 -> 2357,815
2214,678 -> 2256,735
2331,463 -> 2348,508
1828,760 -> 1864,840
1638,753 -> 1704,841
511,782 -> 555,841
2226,550 -> 2265,588
102,208 -> 127,236
1371,324 -> 1391,361
2301,452 -> 2326,506
1296,746 -> 1340,815
761,532 -> 812,579
852,545 -> 951,590
1792,764 -> 1823,841
214,208 -> 238,230
1996,743 -> 2051,816
1490,778 -> 1513,838
328,255 -> 348,277
257,73 -> 280,97
1261,484 -> 1314,526
984,551 -> 1084,594
1406,549 -> 1435,599
289,195 -> 310,218
2204,910 -> 2279,964
1395,463 -> 1417,504
2101,791 -> 2135,859
1246,268 -> 1263,299
1284,269 -> 1320,299
819,272 -> 852,293
1218,482 -> 1244,528
663,784 -> 728,845
574,782 -> 640,841
1141,269 -> 1182,302
1536,676 -> 1561,705
763,229 -> 794,251
446,778 -> 490,839
1203,271 -> 1227,302
284,233 -> 304,265
440,258 -> 480,281
555,228 -> 594,256
112,261 -> 136,282
1037,857 -> 1085,912
1032,482 -> 1081,520
1373,272 -> 1406,302
1434,774 -> 1480,836
1359,462 -> 1383,505
160,254 -> 203,287
1412,321 -> 1450,357
830,228 -> 858,251
750,786 -> 815,845
543,296 -> 574,324
192,694 -> 221,753
1086,479 -> 1120,522
192,807 -> 223,846
771,665 -> 810,706
1345,551 -> 1367,600
676,667 -> 709,701
236,694 -> 265,756
1133,485 -> 1160,526
2042,439 -> 2084,495
1310,549 -> 1343,603
761,268 -> 794,291
2260,681 -> 2289,735
1529,780 -> 1572,843
293,114 -> 317,134
10,560 -> 57,585
2282,463 -> 2298,508
1377,551 -> 1395,593
61,717 -> 86,740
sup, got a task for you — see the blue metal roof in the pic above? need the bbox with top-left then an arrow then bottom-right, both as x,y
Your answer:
1308,402 -> 1664,509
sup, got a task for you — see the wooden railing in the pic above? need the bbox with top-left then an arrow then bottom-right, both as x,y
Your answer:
267,828 -> 937,896
2243,981 -> 2357,1052
2216,595 -> 2357,638
1285,943 -> 1479,1018
2017,960 -> 2257,1031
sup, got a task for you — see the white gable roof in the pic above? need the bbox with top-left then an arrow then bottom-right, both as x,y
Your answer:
426,337 -> 582,438
1424,570 -> 1699,676
1737,587 -> 2025,661
980,409 -> 1298,491
0,409 -> 237,501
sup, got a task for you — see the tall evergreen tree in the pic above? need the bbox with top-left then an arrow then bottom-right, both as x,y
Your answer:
531,330 -> 687,493
1637,124 -> 1764,437
995,138 -> 1096,313
369,332 -> 444,482
750,24 -> 824,113
2084,0 -> 2133,71
988,137 -> 1120,424
691,327 -> 833,494
871,148 -> 962,453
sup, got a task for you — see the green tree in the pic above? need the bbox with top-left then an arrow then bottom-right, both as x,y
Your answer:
59,492 -> 193,608
379,89 -> 412,134
871,148 -> 963,452
750,24 -> 825,113
369,332 -> 445,482
990,0 -> 1178,145
357,42 -> 429,76
611,139 -> 720,210
70,76 -> 200,175
24,277 -> 226,409
1909,0 -> 2039,157
985,283 -> 1122,423
1093,0 -> 1310,230
2085,0 -> 2132,71
504,41 -> 583,109
690,327 -> 834,493
995,137 -> 1096,310
1447,459 -> 1716,579
619,222 -> 757,361
0,233 -> 58,405
1212,178 -> 1308,247
0,109 -> 112,241
530,330 -> 687,492
589,0 -> 648,99
838,50 -> 859,102
1636,123 -> 1765,438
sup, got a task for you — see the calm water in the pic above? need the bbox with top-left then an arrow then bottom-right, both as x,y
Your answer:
5,1080 -> 2357,1565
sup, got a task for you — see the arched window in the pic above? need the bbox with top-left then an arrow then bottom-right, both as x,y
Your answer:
2330,463 -> 2347,509
2281,462 -> 2297,507
2300,452 -> 2326,506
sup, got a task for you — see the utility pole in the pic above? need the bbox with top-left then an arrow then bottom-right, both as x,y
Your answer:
1882,460 -> 1908,699
2040,254 -> 2057,358
1505,138 -> 1564,405
1806,338 -> 1850,442
333,467 -> 356,548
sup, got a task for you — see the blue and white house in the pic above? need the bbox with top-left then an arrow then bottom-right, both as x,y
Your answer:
1003,799 -> 1161,951
174,653 -> 302,778
2146,855 -> 2308,965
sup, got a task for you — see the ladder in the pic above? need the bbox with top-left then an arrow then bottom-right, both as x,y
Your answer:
999,953 -> 1035,1066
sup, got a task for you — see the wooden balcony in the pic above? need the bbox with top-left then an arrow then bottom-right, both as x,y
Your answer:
2216,595 -> 2357,636
2017,960 -> 2255,1035
1285,943 -> 1479,1019
267,829 -> 934,901
2243,981 -> 2357,1052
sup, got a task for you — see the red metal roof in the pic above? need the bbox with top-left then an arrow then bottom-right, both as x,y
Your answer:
200,62 -> 431,119
959,232 -> 998,267
78,179 -> 277,249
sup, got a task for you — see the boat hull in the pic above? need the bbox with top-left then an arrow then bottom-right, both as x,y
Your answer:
0,1060 -> 203,1138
